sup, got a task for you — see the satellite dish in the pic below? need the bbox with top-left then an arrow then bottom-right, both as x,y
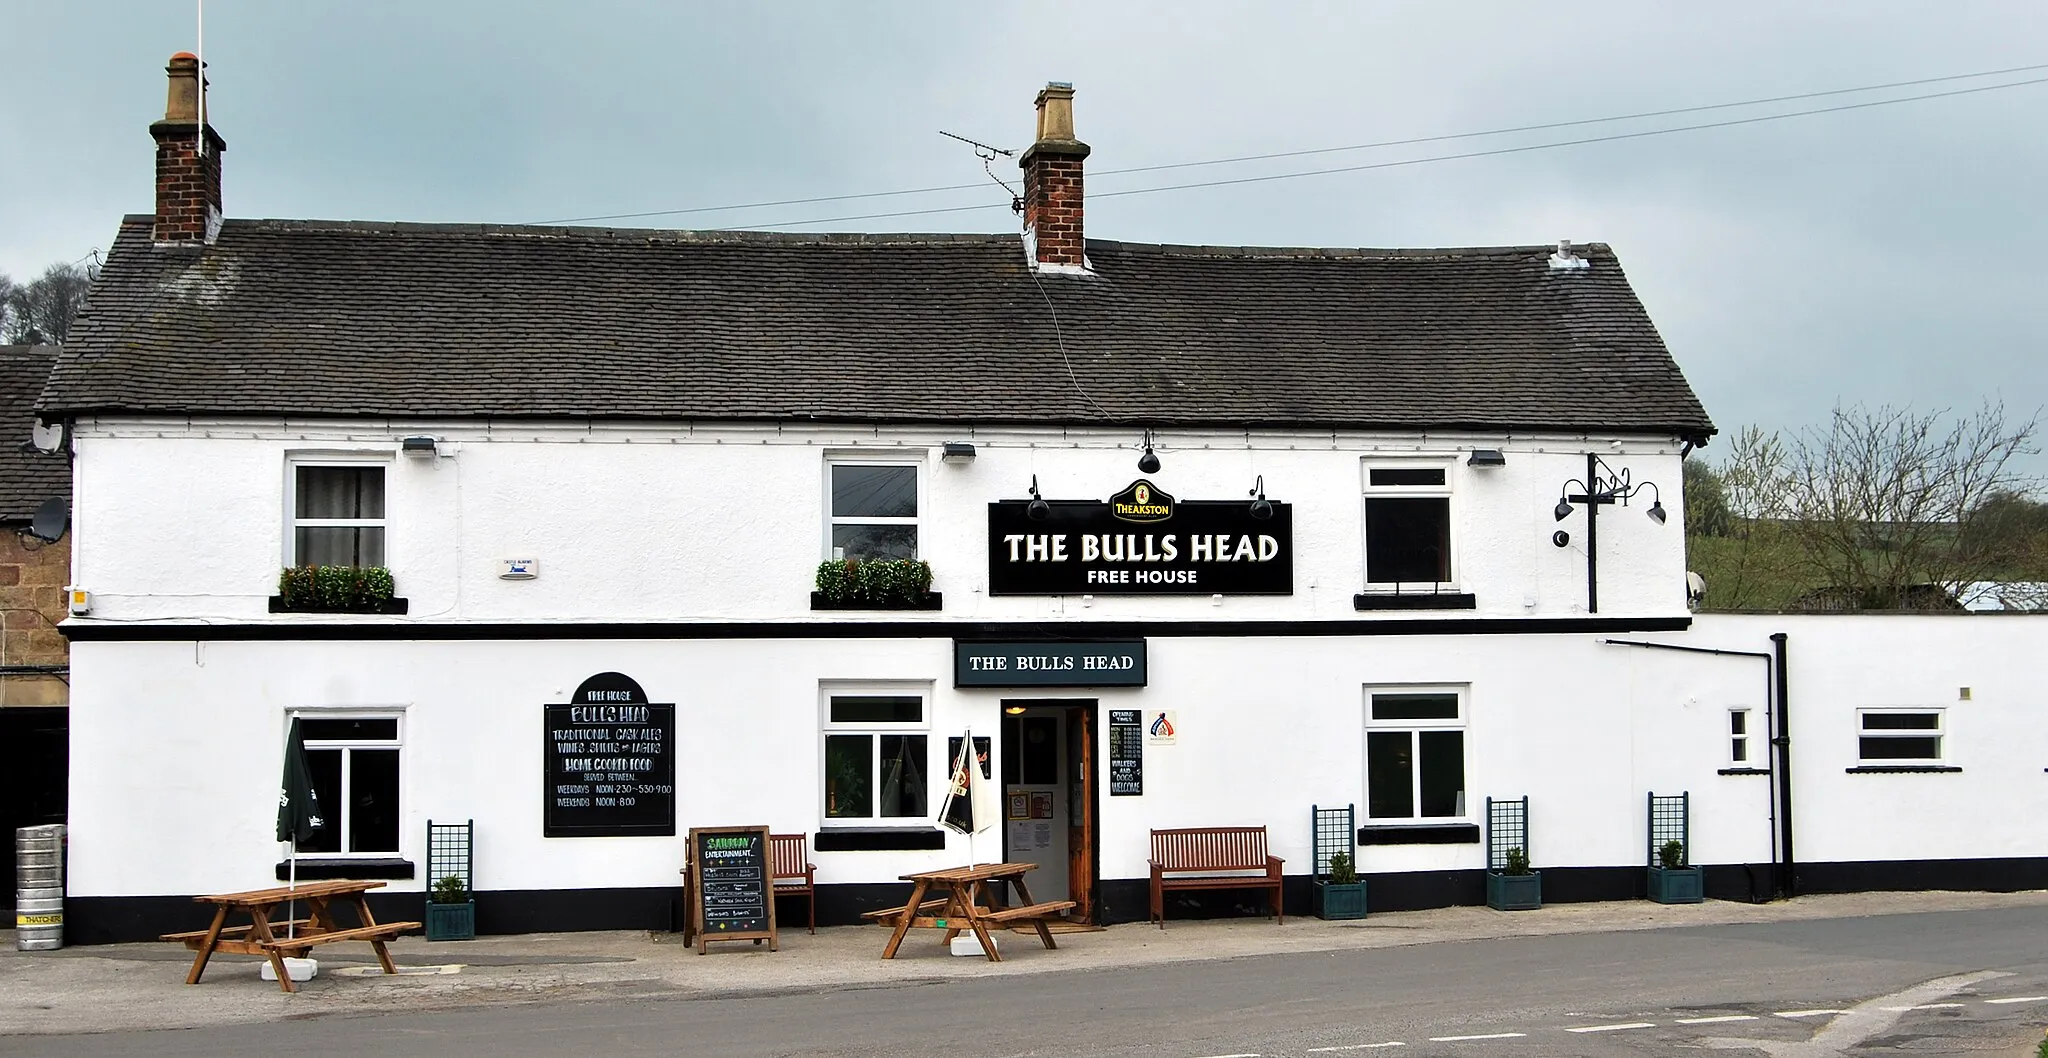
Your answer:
28,420 -> 64,454
27,497 -> 68,544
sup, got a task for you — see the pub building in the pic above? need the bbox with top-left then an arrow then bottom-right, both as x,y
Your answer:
47,62 -> 2048,943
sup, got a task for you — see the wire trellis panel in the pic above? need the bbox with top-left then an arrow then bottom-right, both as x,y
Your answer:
1648,792 -> 1690,867
1311,803 -> 1356,880
427,818 -> 474,892
1486,796 -> 1529,872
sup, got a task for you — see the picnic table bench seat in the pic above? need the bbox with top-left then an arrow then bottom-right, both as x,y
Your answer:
161,920 -> 315,943
981,900 -> 1078,924
1148,826 -> 1285,928
263,922 -> 420,951
859,897 -> 952,922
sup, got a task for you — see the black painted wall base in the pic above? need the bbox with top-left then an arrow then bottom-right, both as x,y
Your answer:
58,855 -> 2048,943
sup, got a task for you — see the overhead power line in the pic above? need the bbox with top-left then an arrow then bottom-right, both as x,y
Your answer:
724,74 -> 2048,231
527,62 -> 2048,226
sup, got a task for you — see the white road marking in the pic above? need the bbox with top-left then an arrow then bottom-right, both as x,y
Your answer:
1306,1044 -> 1406,1052
1774,1009 -> 1847,1018
1878,1002 -> 1964,1011
1677,1015 -> 1760,1025
1985,995 -> 2048,1004
1718,971 -> 2012,1058
1566,1022 -> 1657,1033
1427,1033 -> 1527,1042
1191,1053 -> 1261,1058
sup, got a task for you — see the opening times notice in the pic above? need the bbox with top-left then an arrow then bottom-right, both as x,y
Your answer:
1108,709 -> 1143,796
544,703 -> 676,837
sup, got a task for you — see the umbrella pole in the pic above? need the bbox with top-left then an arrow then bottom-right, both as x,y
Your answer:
288,844 -> 297,941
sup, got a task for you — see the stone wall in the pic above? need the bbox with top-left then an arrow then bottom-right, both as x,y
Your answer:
0,528 -> 69,705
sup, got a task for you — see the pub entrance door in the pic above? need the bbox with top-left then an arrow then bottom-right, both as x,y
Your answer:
1000,700 -> 1098,923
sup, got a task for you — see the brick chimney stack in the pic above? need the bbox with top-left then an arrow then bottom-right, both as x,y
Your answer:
1019,82 -> 1090,270
150,53 -> 226,245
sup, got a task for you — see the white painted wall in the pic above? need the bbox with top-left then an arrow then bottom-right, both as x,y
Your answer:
65,418 -> 1691,625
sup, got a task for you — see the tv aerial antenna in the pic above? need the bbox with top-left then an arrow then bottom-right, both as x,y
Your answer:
938,130 -> 1021,214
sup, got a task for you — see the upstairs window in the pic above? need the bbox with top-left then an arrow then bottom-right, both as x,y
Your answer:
1363,464 -> 1453,587
1858,709 -> 1944,765
826,459 -> 919,561
292,463 -> 386,567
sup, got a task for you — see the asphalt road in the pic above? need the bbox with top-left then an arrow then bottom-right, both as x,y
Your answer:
16,906 -> 2048,1057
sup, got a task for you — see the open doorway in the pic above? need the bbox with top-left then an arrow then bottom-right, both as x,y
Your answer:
1000,700 -> 1097,923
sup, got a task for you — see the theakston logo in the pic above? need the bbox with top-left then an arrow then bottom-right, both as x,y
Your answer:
1110,479 -> 1174,523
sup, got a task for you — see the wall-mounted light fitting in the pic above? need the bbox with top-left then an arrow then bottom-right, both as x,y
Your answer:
1137,430 -> 1161,474
1026,474 -> 1050,521
1467,449 -> 1507,468
400,436 -> 440,458
941,442 -> 977,464
1248,475 -> 1273,520
1551,454 -> 1666,613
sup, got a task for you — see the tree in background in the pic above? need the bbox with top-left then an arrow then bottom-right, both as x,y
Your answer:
1699,404 -> 2044,611
1,260 -> 99,344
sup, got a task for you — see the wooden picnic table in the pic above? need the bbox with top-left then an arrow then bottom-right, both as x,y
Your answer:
160,879 -> 421,993
865,862 -> 1076,962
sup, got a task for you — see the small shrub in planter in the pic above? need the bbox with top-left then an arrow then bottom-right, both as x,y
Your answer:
1487,846 -> 1542,911
1313,851 -> 1368,920
276,565 -> 398,612
1648,838 -> 1704,904
812,558 -> 936,609
426,874 -> 476,941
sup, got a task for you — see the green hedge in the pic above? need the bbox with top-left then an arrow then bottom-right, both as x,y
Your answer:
814,558 -> 933,608
278,565 -> 396,610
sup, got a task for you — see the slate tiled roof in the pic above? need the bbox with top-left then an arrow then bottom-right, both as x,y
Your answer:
41,216 -> 1714,439
0,346 -> 70,523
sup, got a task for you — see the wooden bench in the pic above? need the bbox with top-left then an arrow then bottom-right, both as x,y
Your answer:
1148,826 -> 1285,928
770,833 -> 817,935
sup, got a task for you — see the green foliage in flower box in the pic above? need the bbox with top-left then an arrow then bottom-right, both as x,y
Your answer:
277,565 -> 396,611
813,558 -> 934,608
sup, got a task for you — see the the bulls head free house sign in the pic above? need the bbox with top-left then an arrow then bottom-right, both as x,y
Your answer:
987,478 -> 1293,595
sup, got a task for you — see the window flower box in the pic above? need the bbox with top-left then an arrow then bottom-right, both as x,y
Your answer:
274,565 -> 405,614
811,558 -> 939,611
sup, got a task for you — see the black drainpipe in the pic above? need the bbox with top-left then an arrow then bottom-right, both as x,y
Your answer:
1602,636 -> 1785,901
1771,632 -> 1794,897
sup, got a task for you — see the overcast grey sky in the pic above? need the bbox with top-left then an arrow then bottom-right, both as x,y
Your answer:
4,2 -> 2043,458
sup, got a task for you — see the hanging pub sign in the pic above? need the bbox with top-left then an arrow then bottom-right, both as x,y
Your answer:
544,672 -> 677,838
988,479 -> 1293,595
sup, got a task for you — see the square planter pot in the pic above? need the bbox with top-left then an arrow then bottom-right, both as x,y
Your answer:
1647,865 -> 1704,904
1486,871 -> 1542,911
426,899 -> 475,941
1313,880 -> 1368,920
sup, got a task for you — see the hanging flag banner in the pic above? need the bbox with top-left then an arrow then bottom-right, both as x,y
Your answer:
987,479 -> 1293,596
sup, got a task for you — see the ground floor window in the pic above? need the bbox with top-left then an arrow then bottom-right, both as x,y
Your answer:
822,691 -> 929,824
296,715 -> 401,854
1364,688 -> 1466,821
1858,709 -> 1943,764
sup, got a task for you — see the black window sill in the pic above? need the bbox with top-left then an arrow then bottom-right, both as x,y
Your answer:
810,592 -> 943,612
813,828 -> 948,852
1354,593 -> 1477,611
275,857 -> 416,881
269,597 -> 410,615
1358,823 -> 1481,845
1717,767 -> 1772,776
1845,765 -> 1961,774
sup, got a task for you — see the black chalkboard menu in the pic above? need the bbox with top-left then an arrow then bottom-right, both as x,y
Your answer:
1108,709 -> 1143,796
544,672 -> 676,838
686,825 -> 779,953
